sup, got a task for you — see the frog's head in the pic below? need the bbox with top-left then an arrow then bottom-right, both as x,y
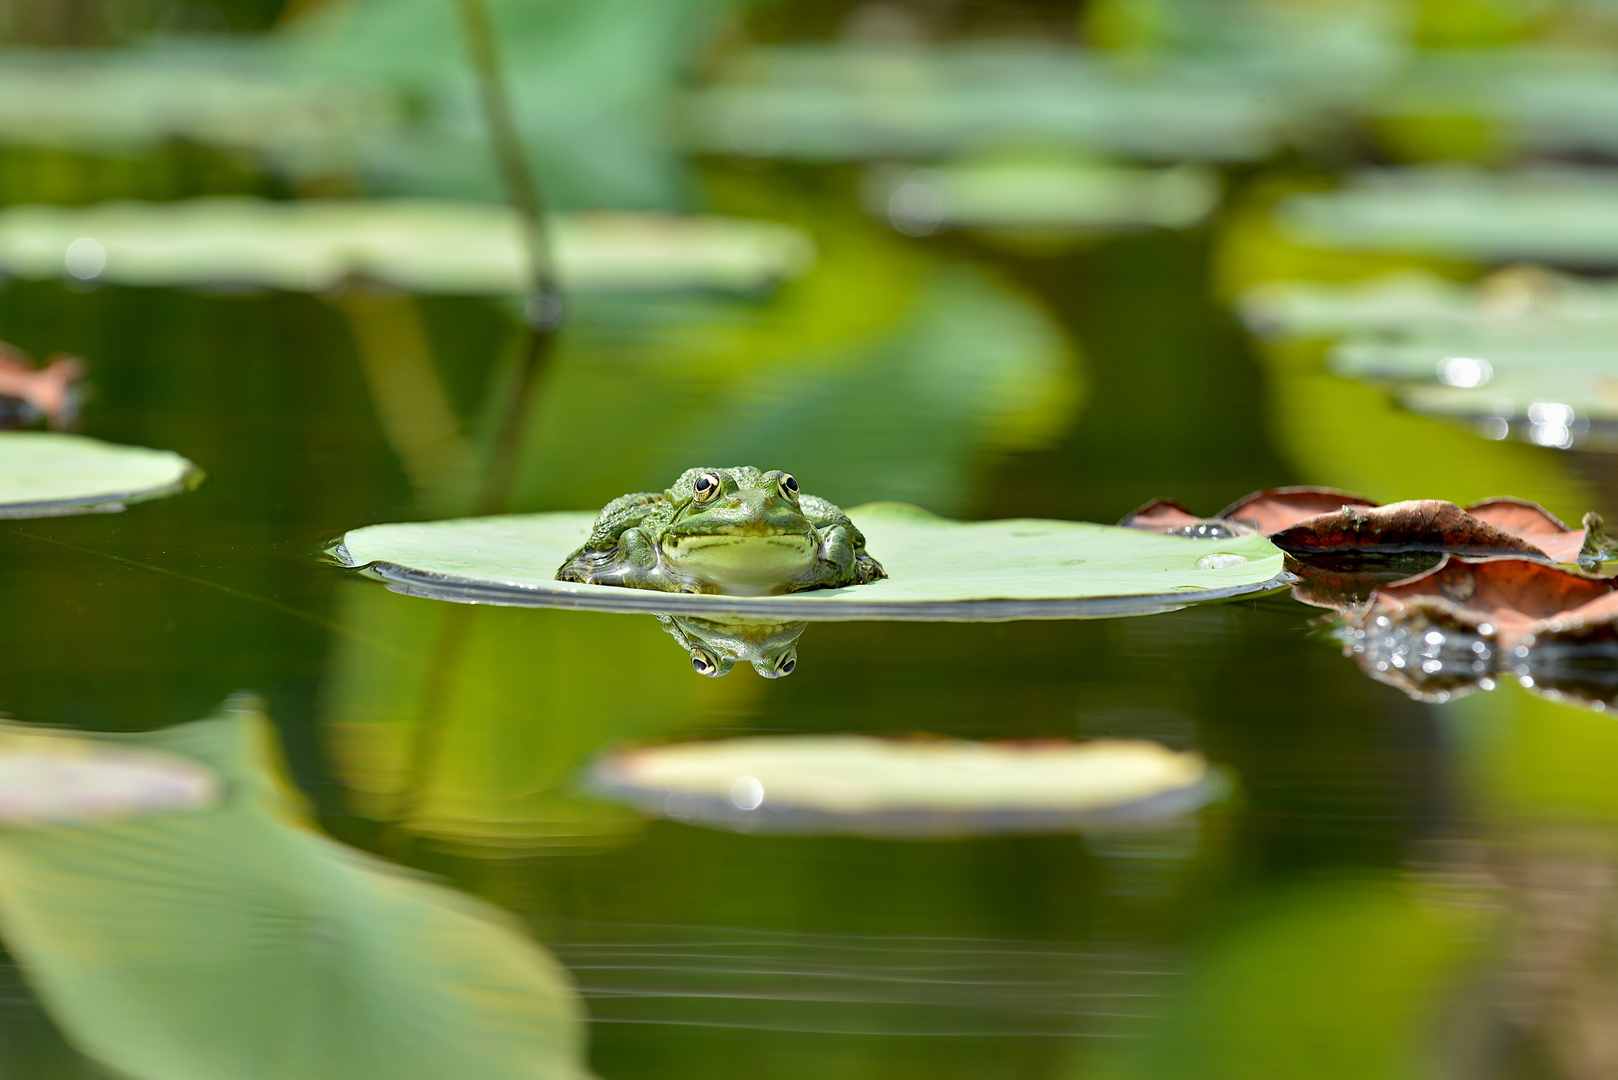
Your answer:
659,467 -> 820,595
656,614 -> 807,678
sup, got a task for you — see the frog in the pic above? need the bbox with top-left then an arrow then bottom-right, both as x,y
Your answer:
556,466 -> 886,596
655,613 -> 808,678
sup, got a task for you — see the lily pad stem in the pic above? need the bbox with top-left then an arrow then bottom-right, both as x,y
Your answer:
452,0 -> 561,515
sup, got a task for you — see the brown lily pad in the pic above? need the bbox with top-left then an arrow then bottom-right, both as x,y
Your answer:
1218,487 -> 1379,535
1124,487 -> 1618,568
0,342 -> 82,429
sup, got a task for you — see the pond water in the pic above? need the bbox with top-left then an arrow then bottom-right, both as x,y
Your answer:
0,174 -> 1616,1077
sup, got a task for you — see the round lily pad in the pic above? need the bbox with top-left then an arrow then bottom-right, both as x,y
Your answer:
590,734 -> 1217,836
331,503 -> 1289,620
0,432 -> 200,518
0,198 -> 816,295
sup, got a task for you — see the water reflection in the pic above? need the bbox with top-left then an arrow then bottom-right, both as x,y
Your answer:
655,613 -> 805,678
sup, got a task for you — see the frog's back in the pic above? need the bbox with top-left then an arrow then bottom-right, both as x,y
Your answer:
586,491 -> 665,546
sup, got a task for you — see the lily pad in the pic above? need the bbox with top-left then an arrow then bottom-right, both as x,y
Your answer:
589,734 -> 1217,836
0,432 -> 200,517
864,157 -> 1219,236
0,198 -> 816,296
331,503 -> 1289,620
1275,166 -> 1618,267
0,730 -> 216,826
0,698 -> 591,1080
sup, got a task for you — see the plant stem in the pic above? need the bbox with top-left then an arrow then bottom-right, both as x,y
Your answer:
452,0 -> 563,515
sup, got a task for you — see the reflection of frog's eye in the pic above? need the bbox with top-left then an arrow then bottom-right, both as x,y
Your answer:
693,473 -> 721,505
690,648 -> 721,676
778,474 -> 799,499
773,649 -> 797,677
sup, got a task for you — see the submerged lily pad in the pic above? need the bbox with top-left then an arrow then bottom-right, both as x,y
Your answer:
0,432 -> 200,517
0,698 -> 591,1080
0,198 -> 816,295
332,503 -> 1288,620
1276,166 -> 1618,267
590,734 -> 1217,836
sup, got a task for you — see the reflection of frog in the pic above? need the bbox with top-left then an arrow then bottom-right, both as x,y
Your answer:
557,467 -> 886,595
656,614 -> 808,678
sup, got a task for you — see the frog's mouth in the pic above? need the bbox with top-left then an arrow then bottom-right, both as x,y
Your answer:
661,531 -> 818,596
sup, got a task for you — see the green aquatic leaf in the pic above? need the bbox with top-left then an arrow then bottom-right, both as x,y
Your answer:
0,199 -> 814,295
322,582 -> 760,853
0,432 -> 199,517
334,503 -> 1287,619
1276,166 -> 1618,267
865,155 -> 1220,235
0,699 -> 592,1080
591,734 -> 1217,836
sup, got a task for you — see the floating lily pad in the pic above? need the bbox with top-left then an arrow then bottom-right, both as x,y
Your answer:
684,44 -> 1290,163
0,698 -> 590,1080
1122,486 -> 1616,567
332,503 -> 1289,620
864,157 -> 1219,236
1341,556 -> 1618,710
0,729 -> 216,826
1275,167 -> 1618,267
0,198 -> 816,295
0,432 -> 200,517
590,734 -> 1217,836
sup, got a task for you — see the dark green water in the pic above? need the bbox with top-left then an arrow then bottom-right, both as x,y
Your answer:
0,209 -> 1613,1079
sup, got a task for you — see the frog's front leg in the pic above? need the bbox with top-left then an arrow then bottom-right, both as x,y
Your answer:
560,527 -> 693,592
795,524 -> 886,591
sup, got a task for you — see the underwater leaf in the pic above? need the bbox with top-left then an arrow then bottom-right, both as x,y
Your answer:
333,503 -> 1289,619
0,698 -> 592,1080
0,432 -> 199,517
1276,166 -> 1618,267
0,730 -> 216,826
0,199 -> 815,296
590,734 -> 1216,836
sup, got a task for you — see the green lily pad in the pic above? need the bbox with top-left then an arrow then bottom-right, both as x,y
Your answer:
0,432 -> 200,517
0,698 -> 591,1080
1275,166 -> 1618,267
864,156 -> 1220,236
0,198 -> 815,295
333,503 -> 1288,620
590,734 -> 1217,836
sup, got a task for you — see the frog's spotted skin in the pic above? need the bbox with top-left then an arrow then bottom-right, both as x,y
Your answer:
556,466 -> 886,596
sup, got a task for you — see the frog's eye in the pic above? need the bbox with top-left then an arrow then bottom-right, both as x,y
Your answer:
692,472 -> 721,506
690,648 -> 721,677
777,473 -> 799,499
772,648 -> 797,677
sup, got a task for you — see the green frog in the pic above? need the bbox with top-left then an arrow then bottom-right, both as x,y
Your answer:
655,614 -> 808,678
556,466 -> 886,595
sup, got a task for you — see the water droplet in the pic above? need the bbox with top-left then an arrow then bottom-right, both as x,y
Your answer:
1195,552 -> 1249,570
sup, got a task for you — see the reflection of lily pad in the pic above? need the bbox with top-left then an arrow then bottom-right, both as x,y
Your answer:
1276,167 -> 1618,267
0,698 -> 592,1080
590,734 -> 1217,836
332,503 -> 1289,620
0,199 -> 815,295
864,157 -> 1219,236
0,432 -> 200,518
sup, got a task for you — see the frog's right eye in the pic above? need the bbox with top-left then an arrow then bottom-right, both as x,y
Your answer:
692,473 -> 721,505
690,648 -> 721,676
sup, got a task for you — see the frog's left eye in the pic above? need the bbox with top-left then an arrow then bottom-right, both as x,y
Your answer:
777,473 -> 799,499
690,647 -> 721,677
772,648 -> 797,677
692,473 -> 722,505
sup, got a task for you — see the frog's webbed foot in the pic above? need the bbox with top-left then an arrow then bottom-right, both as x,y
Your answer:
556,527 -> 688,591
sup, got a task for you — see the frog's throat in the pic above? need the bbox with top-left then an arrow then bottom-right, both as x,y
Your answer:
660,533 -> 818,596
